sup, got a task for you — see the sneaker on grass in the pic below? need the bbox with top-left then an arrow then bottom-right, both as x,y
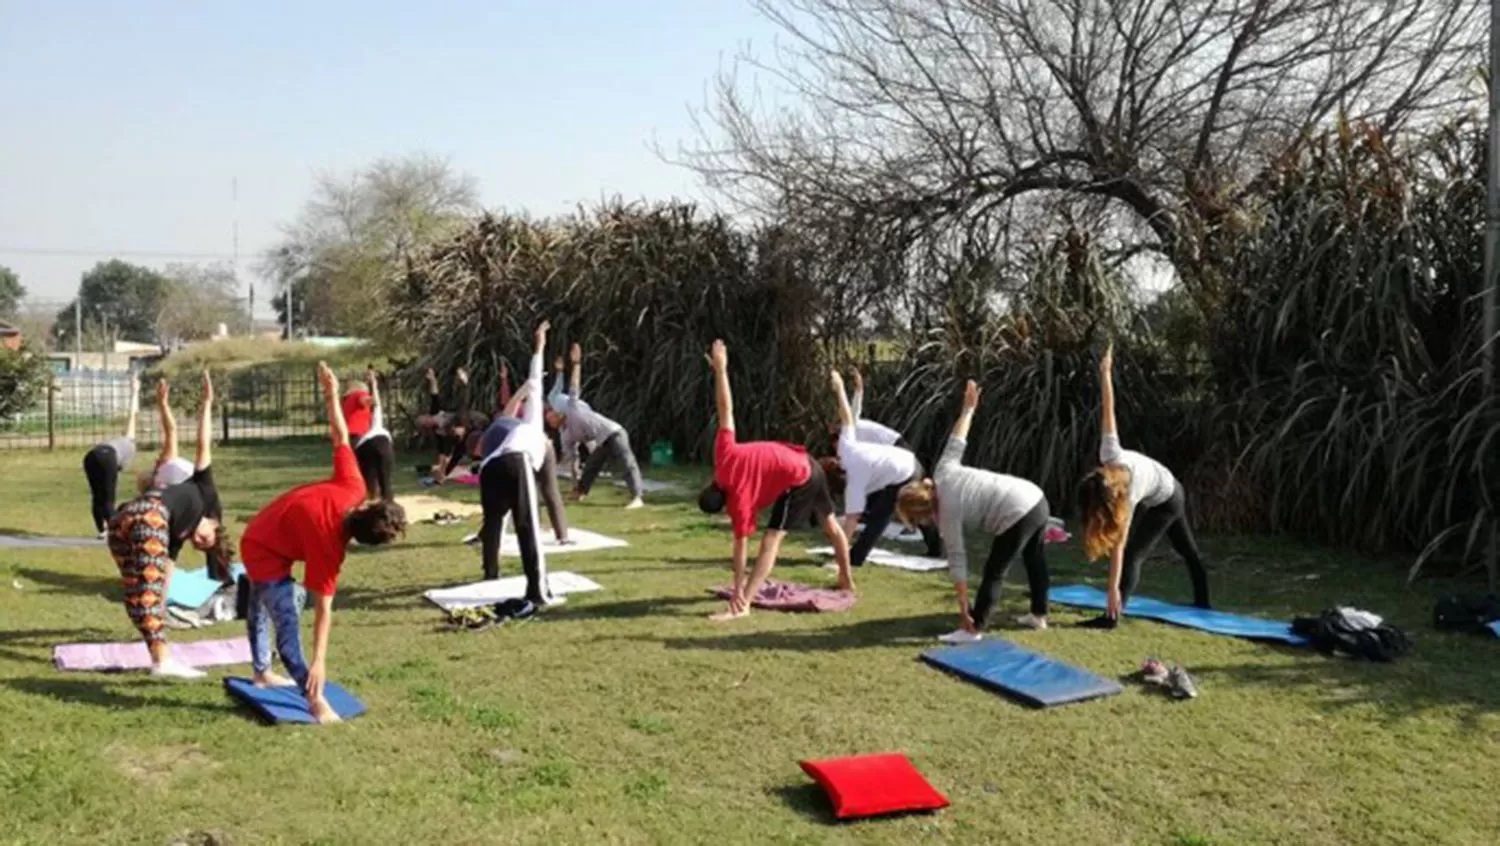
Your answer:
937,628 -> 982,645
1167,664 -> 1199,699
1014,613 -> 1048,630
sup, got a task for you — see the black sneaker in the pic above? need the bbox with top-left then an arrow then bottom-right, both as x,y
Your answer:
1080,614 -> 1119,630
1167,664 -> 1199,699
493,598 -> 536,621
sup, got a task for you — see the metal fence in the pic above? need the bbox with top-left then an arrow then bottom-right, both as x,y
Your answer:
0,370 -> 337,451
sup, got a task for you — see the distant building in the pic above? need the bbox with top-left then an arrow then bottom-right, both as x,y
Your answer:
47,339 -> 163,374
0,321 -> 19,351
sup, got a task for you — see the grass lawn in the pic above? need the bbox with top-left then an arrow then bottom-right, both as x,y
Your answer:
1,440 -> 1498,845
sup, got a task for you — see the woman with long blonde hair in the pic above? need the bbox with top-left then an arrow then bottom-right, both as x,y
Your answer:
1078,343 -> 1210,628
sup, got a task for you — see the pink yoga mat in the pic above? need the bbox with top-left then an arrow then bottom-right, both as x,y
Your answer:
711,580 -> 856,613
53,637 -> 252,671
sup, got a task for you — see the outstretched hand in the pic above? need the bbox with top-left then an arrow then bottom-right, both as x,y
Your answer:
962,379 -> 981,411
552,356 -> 563,372
366,368 -> 378,390
156,378 -> 169,404
534,320 -> 550,351
201,369 -> 213,406
457,367 -> 469,386
317,361 -> 337,394
569,342 -> 582,364
1100,341 -> 1114,375
829,369 -> 845,391
425,367 -> 437,386
707,339 -> 728,371
852,368 -> 863,393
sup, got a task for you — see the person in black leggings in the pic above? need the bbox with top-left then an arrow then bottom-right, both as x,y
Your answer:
83,373 -> 141,536
353,369 -> 396,501
1078,344 -> 1209,628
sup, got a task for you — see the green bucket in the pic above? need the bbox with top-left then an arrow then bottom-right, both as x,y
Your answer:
650,440 -> 674,467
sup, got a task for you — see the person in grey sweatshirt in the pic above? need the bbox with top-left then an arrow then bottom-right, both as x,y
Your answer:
896,380 -> 1052,643
545,343 -> 644,509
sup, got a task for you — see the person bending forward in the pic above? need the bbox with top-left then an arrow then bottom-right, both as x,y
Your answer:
697,340 -> 854,621
897,380 -> 1052,642
239,362 -> 407,723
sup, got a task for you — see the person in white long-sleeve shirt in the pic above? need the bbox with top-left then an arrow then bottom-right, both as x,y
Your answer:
1078,343 -> 1210,629
895,380 -> 1052,643
475,321 -> 557,606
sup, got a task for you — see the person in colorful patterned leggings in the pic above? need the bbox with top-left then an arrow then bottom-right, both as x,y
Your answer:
106,369 -> 229,679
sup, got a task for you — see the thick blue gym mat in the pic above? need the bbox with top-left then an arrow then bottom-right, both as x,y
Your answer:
921,639 -> 1122,708
223,677 -> 367,724
1051,584 -> 1308,645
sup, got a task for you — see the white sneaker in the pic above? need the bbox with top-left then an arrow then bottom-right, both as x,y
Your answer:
150,659 -> 206,680
938,628 -> 982,645
1015,613 -> 1048,630
539,595 -> 566,608
97,531 -> 107,540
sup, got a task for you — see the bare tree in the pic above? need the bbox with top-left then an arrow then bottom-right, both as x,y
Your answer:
683,0 -> 1483,298
261,154 -> 480,336
157,263 -> 242,348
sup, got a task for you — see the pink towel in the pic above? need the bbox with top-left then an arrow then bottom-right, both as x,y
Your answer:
711,580 -> 857,613
451,473 -> 479,486
53,637 -> 252,671
1044,525 -> 1070,544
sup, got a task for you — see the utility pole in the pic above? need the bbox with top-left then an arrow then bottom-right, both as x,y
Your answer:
73,298 -> 81,359
1485,0 -> 1499,590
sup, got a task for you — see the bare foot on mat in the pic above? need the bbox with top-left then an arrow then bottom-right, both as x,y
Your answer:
310,698 -> 343,724
253,671 -> 296,688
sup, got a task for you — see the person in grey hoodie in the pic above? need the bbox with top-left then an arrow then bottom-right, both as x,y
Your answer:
895,380 -> 1052,643
545,343 -> 645,509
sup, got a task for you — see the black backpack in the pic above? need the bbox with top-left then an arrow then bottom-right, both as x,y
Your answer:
1291,610 -> 1412,662
1433,594 -> 1500,633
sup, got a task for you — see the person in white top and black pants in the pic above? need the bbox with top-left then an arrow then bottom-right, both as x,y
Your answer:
1078,343 -> 1210,628
476,321 -> 556,606
895,380 -> 1052,642
826,370 -> 942,565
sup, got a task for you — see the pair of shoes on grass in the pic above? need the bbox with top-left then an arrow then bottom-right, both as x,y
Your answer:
937,613 -> 1050,644
429,510 -> 462,526
1135,657 -> 1199,699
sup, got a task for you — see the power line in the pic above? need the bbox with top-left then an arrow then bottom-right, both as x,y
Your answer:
0,246 -> 249,261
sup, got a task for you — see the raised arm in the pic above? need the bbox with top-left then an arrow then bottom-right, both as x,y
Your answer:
503,381 -> 531,418
156,379 -> 178,464
454,367 -> 472,430
850,368 -> 865,421
708,339 -> 734,432
124,372 -> 140,441
568,342 -> 582,403
1100,342 -> 1117,439
425,367 -> 440,415
367,368 -> 385,432
830,370 -> 855,432
952,380 -> 980,442
524,321 -> 549,428
319,362 -> 348,447
548,355 -> 566,410
194,369 -> 213,470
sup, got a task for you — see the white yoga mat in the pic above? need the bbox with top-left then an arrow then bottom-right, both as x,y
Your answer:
459,527 -> 628,555
807,546 -> 948,572
424,571 -> 604,610
0,534 -> 103,549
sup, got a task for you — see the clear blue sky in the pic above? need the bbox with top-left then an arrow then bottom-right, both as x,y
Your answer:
0,0 -> 782,308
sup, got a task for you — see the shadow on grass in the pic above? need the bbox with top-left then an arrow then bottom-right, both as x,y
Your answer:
1,676 -> 236,716
335,583 -> 430,613
0,626 -> 115,665
770,783 -> 837,824
627,613 -> 953,653
15,567 -> 120,600
1192,649 -> 1500,725
558,595 -> 708,622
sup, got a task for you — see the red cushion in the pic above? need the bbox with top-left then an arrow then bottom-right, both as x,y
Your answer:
799,753 -> 950,819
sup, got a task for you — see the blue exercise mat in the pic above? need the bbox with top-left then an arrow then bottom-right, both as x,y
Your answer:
223,677 -> 367,724
921,639 -> 1121,708
168,563 -> 246,609
1050,584 -> 1308,645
